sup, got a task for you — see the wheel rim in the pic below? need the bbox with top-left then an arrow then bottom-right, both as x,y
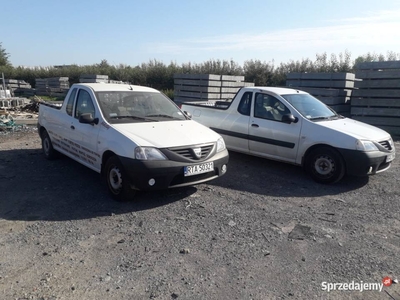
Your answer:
314,155 -> 335,176
108,165 -> 123,193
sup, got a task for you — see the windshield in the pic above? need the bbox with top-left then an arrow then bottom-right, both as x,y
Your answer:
96,91 -> 187,123
282,93 -> 339,121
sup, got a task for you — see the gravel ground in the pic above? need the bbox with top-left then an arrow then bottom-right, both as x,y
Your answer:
0,127 -> 399,300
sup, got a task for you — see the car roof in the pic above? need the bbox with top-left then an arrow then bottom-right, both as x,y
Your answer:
74,83 -> 158,93
242,86 -> 309,95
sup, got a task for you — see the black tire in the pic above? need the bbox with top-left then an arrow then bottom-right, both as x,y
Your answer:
305,146 -> 345,184
41,130 -> 58,160
104,156 -> 136,202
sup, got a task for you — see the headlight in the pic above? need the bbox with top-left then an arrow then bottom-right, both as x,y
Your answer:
216,137 -> 226,152
355,140 -> 379,152
135,147 -> 167,160
389,138 -> 394,148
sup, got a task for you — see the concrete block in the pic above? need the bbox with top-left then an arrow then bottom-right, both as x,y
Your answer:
174,91 -> 221,99
221,75 -> 245,82
355,61 -> 400,70
174,79 -> 222,87
80,74 -> 109,79
173,74 -> 221,81
355,79 -> 400,89
287,79 -> 355,89
352,89 -> 400,98
174,85 -> 221,93
286,72 -> 355,81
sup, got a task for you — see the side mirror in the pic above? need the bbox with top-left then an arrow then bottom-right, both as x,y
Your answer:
281,114 -> 298,124
183,111 -> 192,119
79,113 -> 99,125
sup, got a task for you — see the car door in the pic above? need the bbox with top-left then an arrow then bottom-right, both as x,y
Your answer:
248,93 -> 302,163
212,91 -> 253,154
43,88 -> 78,154
66,88 -> 102,171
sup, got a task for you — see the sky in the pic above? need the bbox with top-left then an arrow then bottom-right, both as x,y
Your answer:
2,0 -> 400,68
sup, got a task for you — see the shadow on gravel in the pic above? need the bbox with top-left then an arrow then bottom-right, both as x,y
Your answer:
0,149 -> 196,222
210,151 -> 370,197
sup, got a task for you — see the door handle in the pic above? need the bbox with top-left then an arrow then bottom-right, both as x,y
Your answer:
70,125 -> 75,130
251,124 -> 259,128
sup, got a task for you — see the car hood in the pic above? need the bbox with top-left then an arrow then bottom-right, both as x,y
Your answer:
317,117 -> 391,141
112,120 -> 221,148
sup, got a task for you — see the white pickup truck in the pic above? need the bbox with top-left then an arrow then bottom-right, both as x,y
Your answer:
38,83 -> 229,201
181,87 -> 395,183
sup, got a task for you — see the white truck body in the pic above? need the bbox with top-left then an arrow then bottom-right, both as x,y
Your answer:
38,83 -> 229,201
181,87 -> 395,183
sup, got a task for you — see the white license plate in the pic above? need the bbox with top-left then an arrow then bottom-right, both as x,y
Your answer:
386,153 -> 395,162
184,162 -> 214,177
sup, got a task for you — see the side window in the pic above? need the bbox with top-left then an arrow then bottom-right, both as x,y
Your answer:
254,93 -> 290,121
271,99 -> 291,121
75,89 -> 95,119
66,88 -> 77,116
237,92 -> 253,116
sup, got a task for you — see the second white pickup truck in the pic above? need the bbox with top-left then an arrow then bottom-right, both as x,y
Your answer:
181,87 -> 395,183
38,83 -> 229,201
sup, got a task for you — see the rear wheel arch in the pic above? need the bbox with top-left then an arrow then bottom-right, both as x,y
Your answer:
40,128 -> 59,160
39,126 -> 47,139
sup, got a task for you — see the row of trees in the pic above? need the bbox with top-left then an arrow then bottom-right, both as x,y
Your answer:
1,43 -> 399,92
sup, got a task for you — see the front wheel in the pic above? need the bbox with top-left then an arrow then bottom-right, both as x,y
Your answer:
104,156 -> 136,202
305,147 -> 345,184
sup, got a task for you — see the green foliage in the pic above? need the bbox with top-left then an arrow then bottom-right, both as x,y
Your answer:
0,42 -> 11,66
1,51 -> 399,92
243,60 -> 274,86
354,51 -> 400,67
161,89 -> 174,100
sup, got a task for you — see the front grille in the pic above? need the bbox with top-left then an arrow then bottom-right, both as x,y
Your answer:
379,140 -> 392,151
170,143 -> 214,160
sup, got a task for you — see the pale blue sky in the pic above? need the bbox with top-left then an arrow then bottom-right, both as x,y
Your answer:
3,0 -> 400,67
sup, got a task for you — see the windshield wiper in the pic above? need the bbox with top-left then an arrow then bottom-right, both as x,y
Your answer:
309,115 -> 338,121
145,114 -> 174,118
109,115 -> 155,121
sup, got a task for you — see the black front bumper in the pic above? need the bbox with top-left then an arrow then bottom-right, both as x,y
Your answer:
118,149 -> 229,191
338,148 -> 394,176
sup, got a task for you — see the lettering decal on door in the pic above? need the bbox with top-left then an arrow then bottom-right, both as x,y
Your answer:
49,130 -> 100,166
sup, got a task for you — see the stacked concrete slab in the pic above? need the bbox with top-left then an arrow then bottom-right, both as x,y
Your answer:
0,89 -> 12,98
0,98 -> 29,108
35,77 -> 70,97
351,61 -> 400,136
286,73 -> 356,115
79,74 -> 109,83
174,74 -> 254,104
3,79 -> 34,97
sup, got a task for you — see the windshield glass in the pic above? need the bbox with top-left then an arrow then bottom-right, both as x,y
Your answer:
282,93 -> 338,120
96,91 -> 187,123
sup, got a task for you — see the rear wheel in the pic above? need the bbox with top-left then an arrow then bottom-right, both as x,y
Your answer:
305,147 -> 345,184
104,156 -> 136,202
41,130 -> 58,160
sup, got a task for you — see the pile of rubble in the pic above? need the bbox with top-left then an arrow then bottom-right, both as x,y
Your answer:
0,96 -> 43,131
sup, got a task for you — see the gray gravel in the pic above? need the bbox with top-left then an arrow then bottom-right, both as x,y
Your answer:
0,127 -> 399,300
